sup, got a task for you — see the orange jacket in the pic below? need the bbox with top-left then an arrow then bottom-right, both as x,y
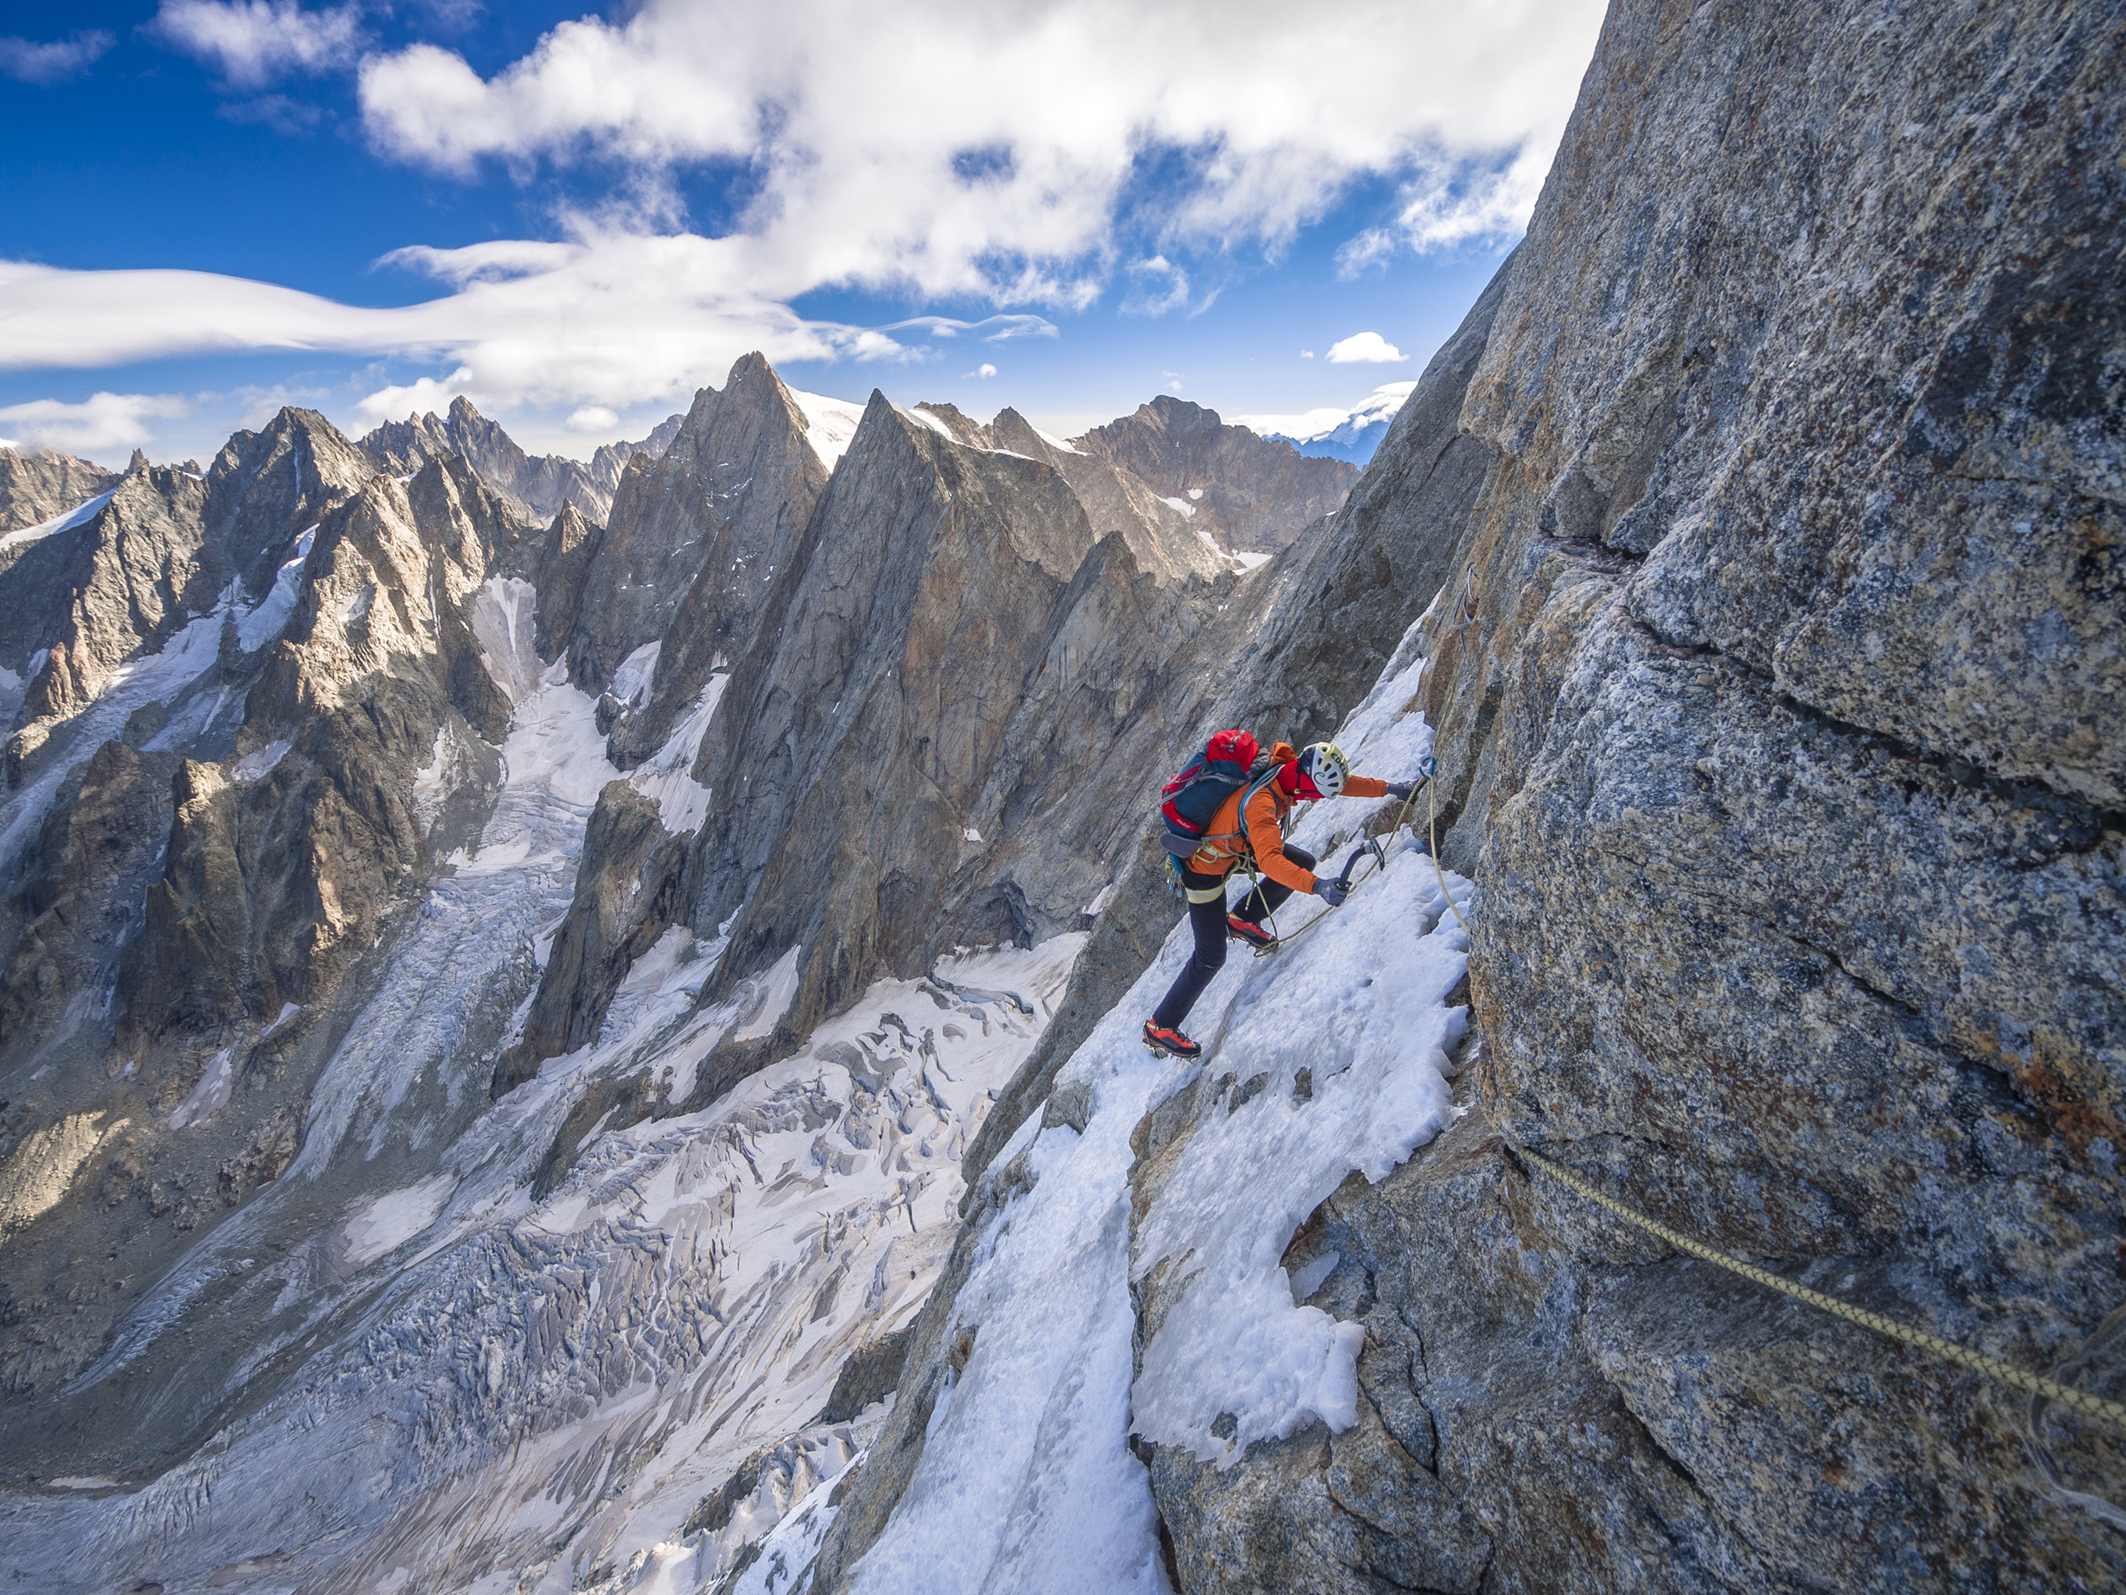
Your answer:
1185,742 -> 1388,893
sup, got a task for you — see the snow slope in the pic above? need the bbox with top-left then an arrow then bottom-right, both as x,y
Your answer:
845,633 -> 1474,1592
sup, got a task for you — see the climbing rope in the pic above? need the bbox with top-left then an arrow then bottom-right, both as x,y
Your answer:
1423,755 -> 1470,933
1515,1144 -> 2126,1434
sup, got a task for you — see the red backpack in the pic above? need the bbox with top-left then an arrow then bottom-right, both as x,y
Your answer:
1158,730 -> 1259,858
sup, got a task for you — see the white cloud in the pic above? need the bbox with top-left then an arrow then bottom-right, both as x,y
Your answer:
1327,331 -> 1407,364
564,404 -> 619,431
0,392 -> 189,462
0,31 -> 115,84
10,1 -> 1605,421
352,366 -> 474,426
0,232 -> 914,424
1123,256 -> 1190,317
148,1 -> 365,89
964,363 -> 998,379
352,0 -> 1605,298
1300,350 -> 1315,359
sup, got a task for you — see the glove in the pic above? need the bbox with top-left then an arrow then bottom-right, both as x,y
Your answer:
1383,780 -> 1416,802
1315,878 -> 1350,907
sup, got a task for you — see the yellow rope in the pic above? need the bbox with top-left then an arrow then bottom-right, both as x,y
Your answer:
1516,1145 -> 2126,1434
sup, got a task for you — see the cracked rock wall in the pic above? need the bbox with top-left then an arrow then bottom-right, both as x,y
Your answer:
1132,1 -> 2124,1590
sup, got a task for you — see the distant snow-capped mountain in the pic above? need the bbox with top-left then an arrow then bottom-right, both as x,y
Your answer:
1236,380 -> 1417,466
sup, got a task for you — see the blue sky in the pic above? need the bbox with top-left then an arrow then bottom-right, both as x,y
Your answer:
0,1 -> 1605,467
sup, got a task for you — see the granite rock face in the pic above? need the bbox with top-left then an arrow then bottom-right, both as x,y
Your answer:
907,402 -> 1231,585
124,455 -> 527,1041
568,353 -> 832,753
0,468 -> 211,732
0,448 -> 117,538
1111,1 -> 2126,1590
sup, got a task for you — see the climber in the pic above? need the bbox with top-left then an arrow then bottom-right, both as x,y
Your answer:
1142,740 -> 1417,1059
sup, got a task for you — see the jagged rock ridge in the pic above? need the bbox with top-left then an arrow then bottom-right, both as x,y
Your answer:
359,395 -> 682,525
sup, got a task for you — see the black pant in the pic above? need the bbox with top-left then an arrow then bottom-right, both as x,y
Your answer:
1150,847 -> 1315,1031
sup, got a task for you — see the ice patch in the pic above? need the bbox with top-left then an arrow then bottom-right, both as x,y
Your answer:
789,388 -> 868,469
411,722 -> 456,832
341,1173 -> 457,1268
1231,550 -> 1272,572
732,946 -> 803,1044
230,738 -> 289,782
167,1049 -> 235,1131
467,576 -> 543,704
0,488 -> 113,552
235,523 -> 316,654
610,640 -> 661,708
1187,488 -> 1203,500
1161,495 -> 1197,519
895,403 -> 961,443
624,674 -> 726,835
1032,426 -> 1081,456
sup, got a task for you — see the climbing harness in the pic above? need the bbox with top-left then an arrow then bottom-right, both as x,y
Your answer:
1515,1144 -> 2126,1435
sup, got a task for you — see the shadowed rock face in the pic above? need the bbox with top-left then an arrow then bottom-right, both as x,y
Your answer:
572,352 -> 832,754
0,741 -> 177,1057
1072,394 -> 1359,554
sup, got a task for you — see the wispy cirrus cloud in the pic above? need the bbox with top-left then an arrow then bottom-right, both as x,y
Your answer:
146,0 -> 366,90
0,30 -> 115,85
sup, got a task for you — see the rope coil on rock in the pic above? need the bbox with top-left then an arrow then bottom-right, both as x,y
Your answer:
1514,1144 -> 2126,1434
